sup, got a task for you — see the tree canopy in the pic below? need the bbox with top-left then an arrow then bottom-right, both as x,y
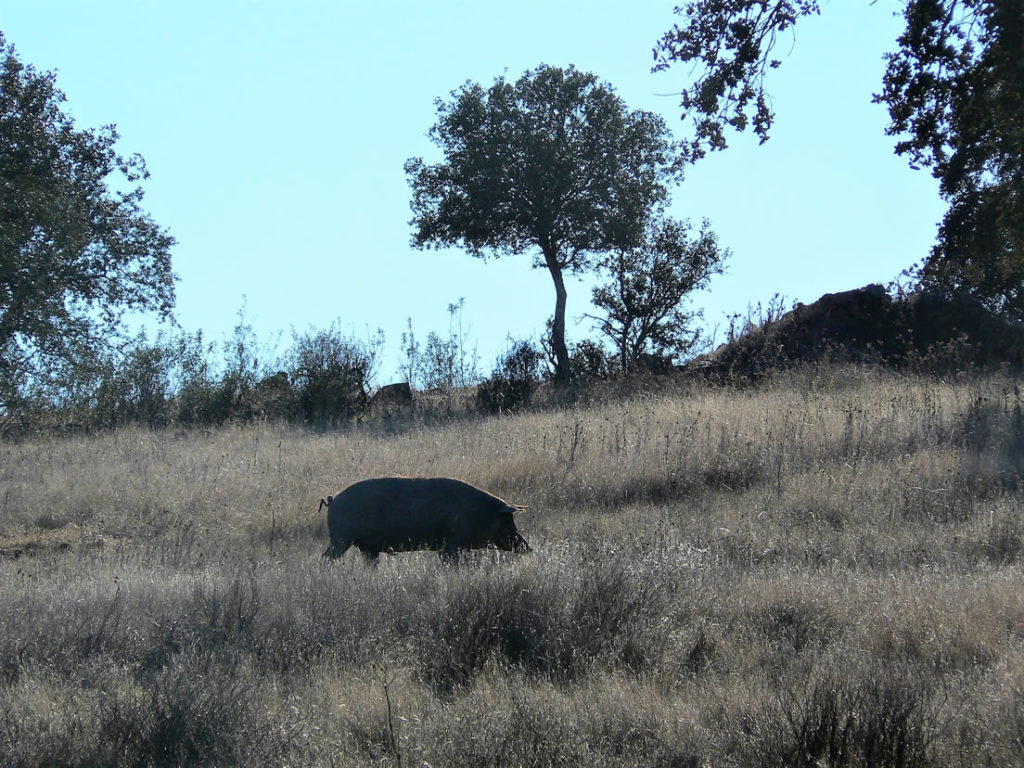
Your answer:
0,32 -> 175,410
406,64 -> 683,383
880,0 -> 1023,316
654,0 -> 1023,318
653,0 -> 821,161
591,216 -> 727,371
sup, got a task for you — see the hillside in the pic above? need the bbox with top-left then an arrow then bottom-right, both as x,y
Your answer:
1,363 -> 1023,765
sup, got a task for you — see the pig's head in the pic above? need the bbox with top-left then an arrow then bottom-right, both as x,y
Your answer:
494,505 -> 531,553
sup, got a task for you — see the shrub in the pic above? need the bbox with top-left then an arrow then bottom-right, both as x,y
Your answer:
755,663 -> 944,768
476,340 -> 543,414
412,555 -> 671,696
421,298 -> 480,391
91,333 -> 175,428
569,338 -> 616,381
286,324 -> 382,427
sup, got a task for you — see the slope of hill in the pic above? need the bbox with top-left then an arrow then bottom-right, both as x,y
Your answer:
1,363 -> 1022,765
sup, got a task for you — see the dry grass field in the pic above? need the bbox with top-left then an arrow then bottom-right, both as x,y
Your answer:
2,363 -> 1023,766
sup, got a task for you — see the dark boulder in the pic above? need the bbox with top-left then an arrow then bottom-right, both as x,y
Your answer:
370,382 -> 414,412
687,284 -> 1024,378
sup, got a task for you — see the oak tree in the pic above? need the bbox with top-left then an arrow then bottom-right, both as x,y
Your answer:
654,0 -> 1024,318
881,0 -> 1023,316
406,64 -> 683,384
0,33 -> 175,409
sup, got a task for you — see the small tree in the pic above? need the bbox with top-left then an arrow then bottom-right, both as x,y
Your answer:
590,217 -> 727,371
407,64 -> 683,384
0,34 -> 175,413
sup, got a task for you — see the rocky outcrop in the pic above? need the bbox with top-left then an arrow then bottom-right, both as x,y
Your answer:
371,382 -> 414,409
687,285 -> 1024,378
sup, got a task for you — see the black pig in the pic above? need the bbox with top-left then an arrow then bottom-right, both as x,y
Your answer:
321,477 -> 530,563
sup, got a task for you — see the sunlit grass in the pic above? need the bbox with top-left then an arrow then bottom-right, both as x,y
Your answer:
1,363 -> 1022,765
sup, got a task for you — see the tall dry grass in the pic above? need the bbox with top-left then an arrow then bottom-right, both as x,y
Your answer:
1,363 -> 1023,765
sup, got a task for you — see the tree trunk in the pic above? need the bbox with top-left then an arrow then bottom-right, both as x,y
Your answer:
542,247 -> 571,385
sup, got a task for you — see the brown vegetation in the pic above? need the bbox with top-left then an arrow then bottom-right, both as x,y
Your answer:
1,363 -> 1023,765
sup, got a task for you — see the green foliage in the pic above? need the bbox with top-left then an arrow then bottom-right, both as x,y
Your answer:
569,339 -> 616,381
172,307 -> 283,426
539,318 -> 618,382
12,330 -> 197,431
653,0 -> 821,159
92,333 -> 175,429
654,1 -> 1024,319
878,0 -> 1024,318
174,331 -> 229,426
420,298 -> 479,391
406,64 -> 683,383
0,310 -> 389,431
0,335 -> 105,431
286,323 -> 382,428
476,339 -> 543,414
422,331 -> 456,390
0,33 -> 176,413
591,216 -> 727,371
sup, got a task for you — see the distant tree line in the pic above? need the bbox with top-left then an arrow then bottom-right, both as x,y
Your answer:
0,303 -> 692,434
1,38 -> 722,434
1,314 -> 384,433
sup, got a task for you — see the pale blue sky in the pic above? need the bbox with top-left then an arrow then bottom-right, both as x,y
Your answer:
2,1 -> 943,381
